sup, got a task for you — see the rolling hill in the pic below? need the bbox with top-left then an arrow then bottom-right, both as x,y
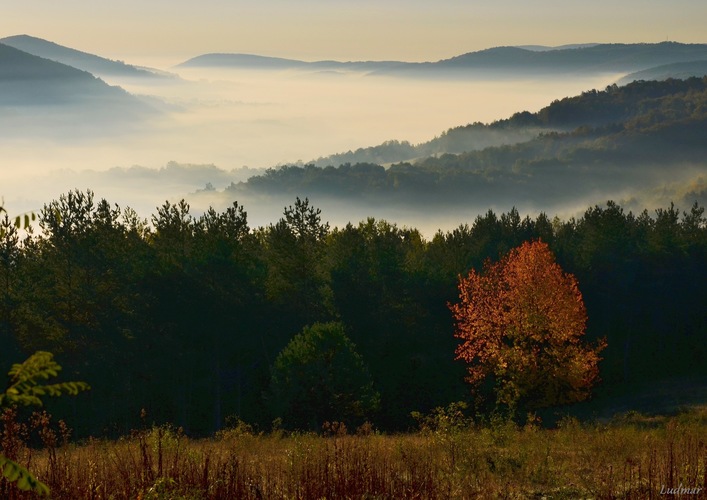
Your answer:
176,53 -> 404,73
0,34 -> 171,80
0,43 -> 157,135
176,53 -> 309,70
310,74 -> 707,167
618,60 -> 707,85
429,42 -> 707,75
178,42 -> 707,79
224,77 -> 707,213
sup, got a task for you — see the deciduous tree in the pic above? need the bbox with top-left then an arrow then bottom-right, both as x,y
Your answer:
451,240 -> 605,411
1,352 -> 89,496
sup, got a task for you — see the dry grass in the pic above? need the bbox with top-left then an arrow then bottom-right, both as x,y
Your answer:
2,408 -> 707,499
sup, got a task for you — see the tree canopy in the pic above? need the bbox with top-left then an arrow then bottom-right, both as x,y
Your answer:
0,194 -> 704,433
451,240 -> 606,411
269,322 -> 379,430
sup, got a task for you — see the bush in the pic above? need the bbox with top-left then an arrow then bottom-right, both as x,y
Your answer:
269,322 -> 379,430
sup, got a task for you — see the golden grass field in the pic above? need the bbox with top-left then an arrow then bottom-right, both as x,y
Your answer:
2,406 -> 707,499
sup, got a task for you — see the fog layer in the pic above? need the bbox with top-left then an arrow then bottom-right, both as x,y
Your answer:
1,61 -> 621,224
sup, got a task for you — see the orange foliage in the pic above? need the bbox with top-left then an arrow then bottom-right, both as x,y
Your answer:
451,240 -> 606,409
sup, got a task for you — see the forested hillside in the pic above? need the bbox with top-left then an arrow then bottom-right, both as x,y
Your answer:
1,193 -> 705,436
431,42 -> 707,74
226,78 -> 706,221
301,77 -> 707,182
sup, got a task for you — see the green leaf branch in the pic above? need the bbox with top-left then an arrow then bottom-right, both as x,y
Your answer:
1,351 -> 90,496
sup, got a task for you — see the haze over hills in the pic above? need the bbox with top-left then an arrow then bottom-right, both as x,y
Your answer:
309,73 -> 707,167
178,42 -> 707,78
515,44 -> 600,51
194,77 -> 707,233
177,53 -> 310,70
10,36 -> 702,87
0,43 -> 141,106
2,34 -> 706,233
432,43 -> 707,73
0,42 -> 158,137
176,53 -> 407,74
0,35 -> 172,81
617,60 -> 707,85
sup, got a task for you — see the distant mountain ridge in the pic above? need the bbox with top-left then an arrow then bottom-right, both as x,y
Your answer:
177,53 -> 309,70
0,34 -> 171,80
421,42 -> 707,75
5,36 -> 705,82
515,44 -> 600,51
618,60 -> 707,85
176,53 -> 405,73
178,42 -> 707,77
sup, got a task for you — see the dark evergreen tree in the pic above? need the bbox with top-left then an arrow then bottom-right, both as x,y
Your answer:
269,322 -> 379,430
263,197 -> 332,328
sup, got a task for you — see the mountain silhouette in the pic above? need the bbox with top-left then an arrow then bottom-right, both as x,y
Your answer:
177,53 -> 309,70
0,43 -> 157,136
178,43 -> 707,79
617,60 -> 707,84
0,34 -> 171,80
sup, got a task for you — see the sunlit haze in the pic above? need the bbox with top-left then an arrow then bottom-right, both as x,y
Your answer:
5,0 -> 707,63
2,1 -> 707,233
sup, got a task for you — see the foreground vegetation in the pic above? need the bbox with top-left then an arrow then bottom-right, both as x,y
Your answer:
2,406 -> 706,499
0,197 -> 705,497
1,193 -> 705,436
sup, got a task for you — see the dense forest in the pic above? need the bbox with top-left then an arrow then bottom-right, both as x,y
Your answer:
1,192 -> 705,437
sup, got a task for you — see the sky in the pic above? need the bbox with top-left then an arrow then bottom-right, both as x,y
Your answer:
4,0 -> 707,66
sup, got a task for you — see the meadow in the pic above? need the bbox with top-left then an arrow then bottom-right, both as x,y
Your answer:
3,406 -> 706,499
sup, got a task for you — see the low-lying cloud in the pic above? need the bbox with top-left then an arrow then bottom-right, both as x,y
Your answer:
1,64 -> 682,232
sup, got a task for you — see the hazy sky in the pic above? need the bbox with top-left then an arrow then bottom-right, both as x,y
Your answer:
4,0 -> 707,65
2,0 -> 706,231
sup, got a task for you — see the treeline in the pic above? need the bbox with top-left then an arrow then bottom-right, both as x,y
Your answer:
1,192 -> 706,436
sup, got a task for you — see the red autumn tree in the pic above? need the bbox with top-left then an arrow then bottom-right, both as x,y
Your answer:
451,240 -> 606,410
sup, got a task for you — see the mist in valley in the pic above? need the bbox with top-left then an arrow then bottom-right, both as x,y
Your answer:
2,53 -> 703,234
